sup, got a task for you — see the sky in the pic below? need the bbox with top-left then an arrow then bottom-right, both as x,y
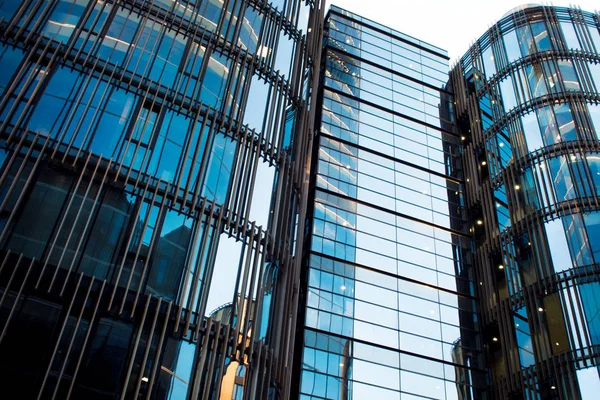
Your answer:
326,0 -> 599,63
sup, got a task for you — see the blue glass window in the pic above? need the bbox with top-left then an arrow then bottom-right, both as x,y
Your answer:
79,188 -> 135,280
146,209 -> 194,300
558,60 -> 580,91
0,0 -> 21,22
5,166 -> 73,259
494,185 -> 510,232
41,0 -> 86,43
584,211 -> 600,262
178,42 -> 206,100
554,103 -> 576,141
499,76 -> 517,112
0,44 -> 24,95
121,106 -> 159,172
545,218 -> 573,273
73,0 -> 112,52
90,87 -> 136,158
522,111 -> 544,151
549,156 -> 575,201
202,133 -> 236,204
154,339 -> 196,399
514,308 -> 535,367
200,52 -> 231,110
530,21 -> 552,52
587,153 -> 600,196
482,45 -> 496,79
579,282 -> 600,346
148,111 -> 188,183
588,103 -> 600,139
526,64 -> 548,98
537,106 -> 559,146
503,29 -> 521,64
76,319 -> 133,398
560,21 -> 582,50
151,30 -> 186,87
98,9 -> 140,66
564,213 -> 593,267
517,24 -> 535,56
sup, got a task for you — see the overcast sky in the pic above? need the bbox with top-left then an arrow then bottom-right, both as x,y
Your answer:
327,0 -> 599,62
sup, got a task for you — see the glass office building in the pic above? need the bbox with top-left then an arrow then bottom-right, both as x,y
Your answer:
0,0 -> 324,398
294,6 -> 486,399
451,4 -> 600,399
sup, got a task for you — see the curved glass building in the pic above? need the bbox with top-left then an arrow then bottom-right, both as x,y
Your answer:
451,4 -> 600,399
0,0 -> 324,398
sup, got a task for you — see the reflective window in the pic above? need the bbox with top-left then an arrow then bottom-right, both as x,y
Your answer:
560,21 -> 582,50
99,9 -> 140,67
494,185 -> 510,232
514,308 -> 535,367
200,52 -> 231,110
76,319 -> 133,397
522,111 -> 544,151
146,209 -> 195,300
154,339 -> 196,399
530,21 -> 551,52
517,24 -> 535,57
503,29 -> 521,64
0,0 -> 21,22
587,152 -> 600,196
202,133 -> 236,204
584,211 -> 600,262
499,76 -> 517,112
545,219 -> 573,272
0,44 -> 23,94
589,103 -> 600,139
558,60 -> 580,91
564,213 -> 593,267
537,106 -> 560,145
482,45 -> 496,79
41,0 -> 86,43
576,366 -> 600,399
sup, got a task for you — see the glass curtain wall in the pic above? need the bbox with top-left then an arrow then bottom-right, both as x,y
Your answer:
295,6 -> 486,400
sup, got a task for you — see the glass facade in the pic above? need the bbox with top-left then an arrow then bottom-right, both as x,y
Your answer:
0,0 -> 322,398
295,6 -> 486,399
452,4 -> 600,399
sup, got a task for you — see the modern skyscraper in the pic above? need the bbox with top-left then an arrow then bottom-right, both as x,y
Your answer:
451,4 -> 600,399
293,6 -> 486,399
0,0 -> 324,398
2,1 -> 600,399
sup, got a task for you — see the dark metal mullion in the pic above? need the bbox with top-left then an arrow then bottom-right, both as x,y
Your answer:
47,155 -> 104,293
129,181 -> 171,317
185,199 -> 217,331
37,151 -> 94,288
59,156 -> 113,296
181,104 -> 208,211
144,300 -> 172,400
180,199 -> 210,328
132,297 -> 162,398
35,272 -> 85,400
107,177 -> 153,311
119,293 -> 152,400
3,40 -> 59,144
0,259 -> 35,344
65,280 -> 106,399
48,275 -> 96,400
